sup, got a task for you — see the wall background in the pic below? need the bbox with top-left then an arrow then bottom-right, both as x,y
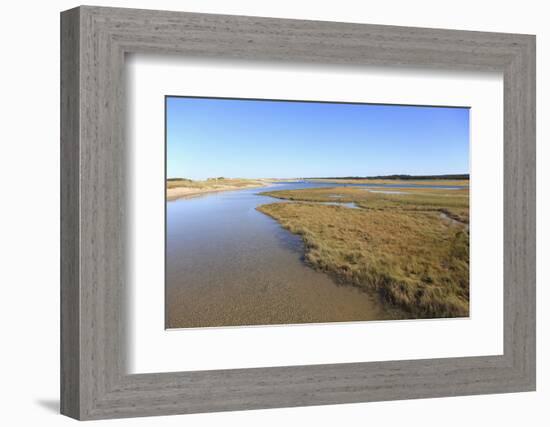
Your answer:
0,0 -> 546,425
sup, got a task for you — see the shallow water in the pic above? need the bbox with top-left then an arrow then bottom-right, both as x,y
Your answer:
166,181 -> 463,328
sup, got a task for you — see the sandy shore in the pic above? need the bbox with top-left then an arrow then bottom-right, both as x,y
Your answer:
167,182 -> 268,201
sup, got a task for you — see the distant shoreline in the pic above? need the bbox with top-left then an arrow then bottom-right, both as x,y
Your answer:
305,178 -> 469,187
305,174 -> 469,181
166,176 -> 470,201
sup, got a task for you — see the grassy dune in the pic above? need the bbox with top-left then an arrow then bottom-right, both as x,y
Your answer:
257,186 -> 469,318
167,178 -> 267,200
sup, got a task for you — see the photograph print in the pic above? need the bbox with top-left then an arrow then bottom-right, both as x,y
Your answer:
165,96 -> 470,329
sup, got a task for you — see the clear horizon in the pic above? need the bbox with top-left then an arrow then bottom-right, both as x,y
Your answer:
166,96 -> 469,180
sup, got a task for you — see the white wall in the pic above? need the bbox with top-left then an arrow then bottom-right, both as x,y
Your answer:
0,0 -> 546,425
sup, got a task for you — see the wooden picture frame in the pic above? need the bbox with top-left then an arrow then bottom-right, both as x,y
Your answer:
60,5 -> 536,420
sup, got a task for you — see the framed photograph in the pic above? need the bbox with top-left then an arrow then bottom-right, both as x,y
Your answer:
61,6 -> 536,420
164,96 -> 470,329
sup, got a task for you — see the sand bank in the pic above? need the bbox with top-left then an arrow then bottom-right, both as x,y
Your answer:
167,182 -> 268,201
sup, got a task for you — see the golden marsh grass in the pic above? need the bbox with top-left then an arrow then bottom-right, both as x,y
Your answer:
306,178 -> 470,187
257,186 -> 469,318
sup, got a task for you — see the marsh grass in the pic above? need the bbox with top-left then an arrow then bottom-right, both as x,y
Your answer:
257,186 -> 469,318
262,186 -> 470,224
306,178 -> 470,187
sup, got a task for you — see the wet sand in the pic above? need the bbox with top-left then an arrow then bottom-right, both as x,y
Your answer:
166,231 -> 395,328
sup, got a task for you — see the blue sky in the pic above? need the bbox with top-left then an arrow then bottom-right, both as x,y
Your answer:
166,96 -> 469,180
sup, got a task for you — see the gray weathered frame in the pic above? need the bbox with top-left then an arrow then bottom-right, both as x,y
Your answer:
60,5 -> 536,420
